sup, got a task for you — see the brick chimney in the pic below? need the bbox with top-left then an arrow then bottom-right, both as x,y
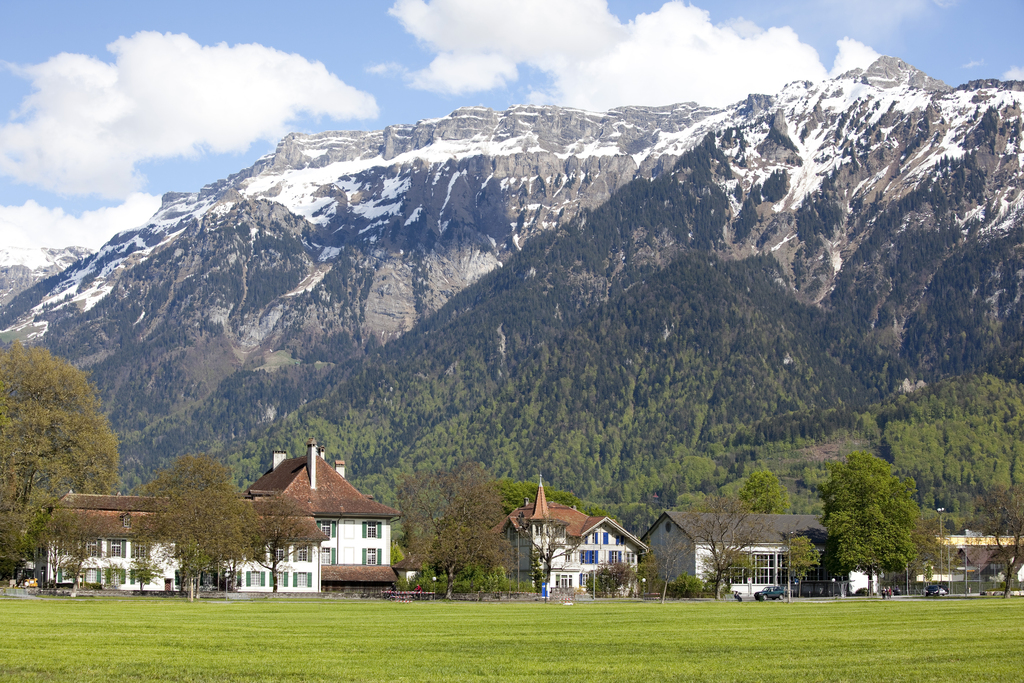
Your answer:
335,460 -> 346,478
306,439 -> 317,490
272,450 -> 287,470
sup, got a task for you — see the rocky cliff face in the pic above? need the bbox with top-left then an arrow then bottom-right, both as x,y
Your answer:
0,246 -> 91,307
3,56 -> 1023,468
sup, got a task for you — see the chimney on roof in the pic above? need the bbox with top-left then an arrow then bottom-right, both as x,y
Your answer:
307,439 -> 317,490
524,497 -> 530,507
319,445 -> 326,460
272,450 -> 287,470
335,460 -> 346,478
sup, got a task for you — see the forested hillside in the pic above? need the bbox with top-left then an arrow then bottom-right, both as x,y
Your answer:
220,133 -> 1024,532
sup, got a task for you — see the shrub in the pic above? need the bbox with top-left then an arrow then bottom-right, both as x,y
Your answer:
667,572 -> 705,599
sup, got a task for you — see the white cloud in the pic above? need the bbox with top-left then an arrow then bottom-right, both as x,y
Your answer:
829,38 -> 882,77
389,0 -> 847,110
0,32 -> 378,199
1005,66 -> 1024,80
0,193 -> 162,250
962,60 -> 984,69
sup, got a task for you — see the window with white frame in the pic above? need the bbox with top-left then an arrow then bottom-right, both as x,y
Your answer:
608,550 -> 622,564
275,547 -> 286,562
321,549 -> 331,565
109,539 -> 124,558
296,572 -> 308,588
366,548 -> 378,565
366,522 -> 378,539
626,552 -> 636,565
87,540 -> 99,558
121,514 -> 131,529
296,546 -> 309,562
318,521 -> 331,536
753,553 -> 775,584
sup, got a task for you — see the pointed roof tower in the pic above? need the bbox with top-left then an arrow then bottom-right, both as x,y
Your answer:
531,474 -> 550,520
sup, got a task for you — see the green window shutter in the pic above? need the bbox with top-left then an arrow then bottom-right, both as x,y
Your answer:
331,548 -> 336,565
245,571 -> 251,587
362,522 -> 367,539
283,572 -> 288,588
362,548 -> 367,565
376,522 -> 382,538
57,569 -> 62,583
129,570 -> 134,584
331,521 -> 337,538
380,548 -> 384,566
260,572 -> 266,587
307,572 -> 312,589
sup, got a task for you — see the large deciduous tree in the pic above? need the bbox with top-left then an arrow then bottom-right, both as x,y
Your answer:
397,462 -> 507,599
977,483 -> 1024,599
0,343 -> 118,577
819,451 -> 918,596
676,495 -> 770,600
142,455 -> 253,602
739,470 -> 790,514
40,506 -> 107,598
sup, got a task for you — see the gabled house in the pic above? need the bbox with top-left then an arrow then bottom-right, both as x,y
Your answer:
643,511 -> 865,597
497,479 -> 647,592
243,439 -> 401,592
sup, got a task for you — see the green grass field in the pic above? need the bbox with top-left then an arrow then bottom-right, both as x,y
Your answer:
0,597 -> 1019,682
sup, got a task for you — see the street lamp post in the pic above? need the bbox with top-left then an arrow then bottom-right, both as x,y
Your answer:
937,508 -> 945,593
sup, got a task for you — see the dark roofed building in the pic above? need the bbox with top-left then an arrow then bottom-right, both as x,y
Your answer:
644,511 -> 864,597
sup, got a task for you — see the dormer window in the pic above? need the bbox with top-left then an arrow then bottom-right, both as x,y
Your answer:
121,514 -> 131,529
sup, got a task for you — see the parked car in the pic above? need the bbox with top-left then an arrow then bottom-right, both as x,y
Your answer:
924,585 -> 948,596
754,585 -> 787,601
19,578 -> 38,588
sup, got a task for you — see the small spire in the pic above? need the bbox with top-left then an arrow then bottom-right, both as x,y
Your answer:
531,474 -> 549,520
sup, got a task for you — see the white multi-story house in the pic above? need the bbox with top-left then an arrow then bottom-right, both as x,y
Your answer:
39,439 -> 400,594
497,479 -> 647,593
243,439 -> 400,592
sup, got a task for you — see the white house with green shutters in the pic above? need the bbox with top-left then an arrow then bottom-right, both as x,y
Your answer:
41,439 -> 400,594
241,439 -> 401,592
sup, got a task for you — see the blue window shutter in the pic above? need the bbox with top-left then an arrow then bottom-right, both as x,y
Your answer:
362,548 -> 367,565
362,522 -> 367,539
331,521 -> 337,538
331,548 -> 336,565
307,572 -> 312,589
603,532 -> 609,545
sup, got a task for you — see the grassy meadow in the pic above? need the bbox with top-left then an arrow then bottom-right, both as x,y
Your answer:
0,596 -> 1020,682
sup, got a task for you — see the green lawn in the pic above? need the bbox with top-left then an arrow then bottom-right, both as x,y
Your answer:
0,597 -> 1018,682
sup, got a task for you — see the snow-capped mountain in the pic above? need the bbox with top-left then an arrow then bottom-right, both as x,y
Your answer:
3,56 -> 1024,472
0,245 -> 92,307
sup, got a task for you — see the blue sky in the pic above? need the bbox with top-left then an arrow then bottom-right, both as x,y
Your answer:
1,0 -> 1021,251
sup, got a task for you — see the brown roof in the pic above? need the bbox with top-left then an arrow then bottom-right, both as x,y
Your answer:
501,502 -> 606,538
246,456 -> 400,518
321,565 -> 398,583
59,493 -> 161,513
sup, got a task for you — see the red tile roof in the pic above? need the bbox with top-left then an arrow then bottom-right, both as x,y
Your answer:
59,493 -> 161,512
246,456 -> 400,518
321,565 -> 398,583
